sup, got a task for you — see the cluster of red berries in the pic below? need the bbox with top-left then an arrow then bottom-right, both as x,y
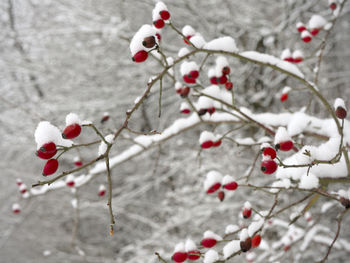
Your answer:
240,234 -> 262,253
260,144 -> 278,175
181,61 -> 200,84
281,49 -> 304,64
204,172 -> 238,202
297,13 -> 328,43
35,117 -> 82,177
199,131 -> 222,149
175,83 -> 191,99
208,57 -> 233,91
172,239 -> 200,262
131,2 -> 169,63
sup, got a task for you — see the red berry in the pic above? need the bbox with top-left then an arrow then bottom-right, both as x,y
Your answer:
153,19 -> 165,29
330,3 -> 337,10
20,188 -> 27,194
207,107 -> 216,115
132,50 -> 148,63
207,182 -> 221,194
284,57 -> 294,63
212,140 -> 221,147
180,86 -> 190,98
310,28 -> 319,36
62,124 -> 81,139
181,109 -> 191,114
189,70 -> 199,79
201,238 -> 217,248
222,66 -> 230,75
43,159 -> 59,176
284,245 -> 290,251
172,252 -> 187,263
293,57 -> 303,63
302,35 -> 312,43
156,33 -> 161,42
36,142 -> 57,159
99,190 -> 106,197
67,181 -> 75,187
210,76 -> 218,84
217,191 -> 225,202
101,115 -> 110,123
262,147 -> 276,159
187,250 -> 200,260
142,36 -> 156,48
225,81 -> 233,91
183,74 -> 196,84
217,75 -> 228,84
252,235 -> 261,248
13,208 -> 21,214
242,208 -> 252,219
184,35 -> 192,45
201,140 -> 213,149
74,161 -> 83,167
159,10 -> 170,20
260,160 -> 277,174
224,181 -> 238,190
336,106 -> 347,119
297,26 -> 306,33
280,93 -> 288,102
276,140 -> 294,151
240,237 -> 252,252
16,179 -> 22,186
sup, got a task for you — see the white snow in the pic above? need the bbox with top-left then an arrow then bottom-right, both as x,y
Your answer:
166,57 -> 174,66
208,68 -> 216,78
180,102 -> 190,111
274,127 -> 291,144
130,24 -> 157,55
225,224 -> 239,235
296,22 -> 305,29
248,219 -> 264,236
204,36 -> 238,53
19,184 -> 27,192
174,242 -> 186,252
197,96 -> 214,110
178,47 -> 190,57
222,175 -> 235,185
65,113 -> 81,126
334,98 -> 346,110
309,15 -> 327,29
12,203 -> 20,211
199,131 -> 215,144
292,50 -> 304,59
204,171 -> 222,192
185,239 -> 197,251
190,34 -> 206,48
240,51 -> 304,79
175,82 -> 182,91
98,134 -> 114,156
301,30 -> 312,39
180,61 -> 199,76
71,198 -> 77,208
182,25 -> 196,36
240,228 -> 249,241
215,56 -> 229,75
203,230 -> 223,241
34,121 -> 72,149
244,201 -> 251,209
66,174 -> 75,183
299,173 -> 319,189
99,184 -> 106,192
223,240 -> 240,259
203,250 -> 219,263
152,1 -> 168,21
281,49 -> 291,60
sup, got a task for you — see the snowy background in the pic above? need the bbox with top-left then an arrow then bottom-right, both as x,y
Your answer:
1,0 -> 350,262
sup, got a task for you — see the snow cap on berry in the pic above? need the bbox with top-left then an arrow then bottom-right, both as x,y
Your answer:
274,127 -> 292,145
204,230 -> 222,241
180,61 -> 199,76
180,102 -> 191,113
334,98 -> 346,110
99,184 -> 106,192
199,131 -> 216,145
244,201 -> 252,210
185,239 -> 197,252
152,1 -> 169,21
240,228 -> 249,241
182,25 -> 196,36
292,50 -> 304,61
282,86 -> 291,94
12,203 -> 20,213
299,172 -> 319,189
35,121 -> 72,149
174,242 -> 186,253
215,56 -> 229,76
130,25 -> 157,56
175,82 -> 182,92
308,15 -> 327,30
65,113 -> 81,126
16,178 -> 22,186
280,49 -> 292,60
19,183 -> 27,193
222,175 -> 235,185
296,22 -> 306,32
301,30 -> 312,42
204,171 -> 223,192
